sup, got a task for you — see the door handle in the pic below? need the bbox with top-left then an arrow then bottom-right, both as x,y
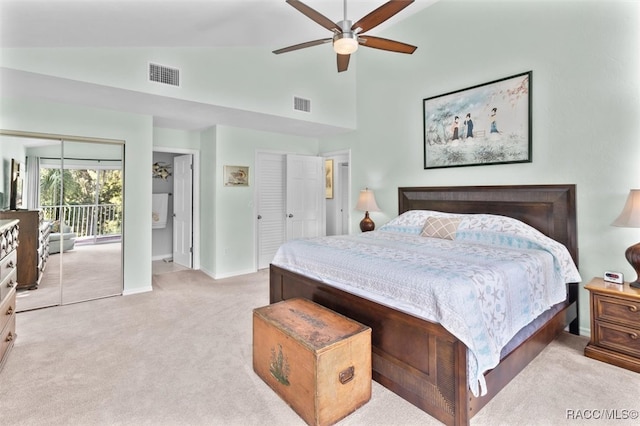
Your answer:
257,215 -> 262,220
288,214 -> 294,218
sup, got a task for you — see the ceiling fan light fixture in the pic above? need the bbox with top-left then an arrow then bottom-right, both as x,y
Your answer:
333,33 -> 358,55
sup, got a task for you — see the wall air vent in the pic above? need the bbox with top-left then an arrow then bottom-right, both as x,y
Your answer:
149,63 -> 180,87
294,96 -> 311,113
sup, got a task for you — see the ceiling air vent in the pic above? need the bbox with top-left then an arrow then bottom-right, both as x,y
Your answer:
294,96 -> 311,113
149,63 -> 180,87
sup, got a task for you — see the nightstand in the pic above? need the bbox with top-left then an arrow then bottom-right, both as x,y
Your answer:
584,277 -> 640,372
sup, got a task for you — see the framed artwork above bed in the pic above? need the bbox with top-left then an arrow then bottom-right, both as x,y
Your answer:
423,71 -> 532,169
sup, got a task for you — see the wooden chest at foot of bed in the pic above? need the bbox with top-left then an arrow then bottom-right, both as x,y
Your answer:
253,298 -> 372,426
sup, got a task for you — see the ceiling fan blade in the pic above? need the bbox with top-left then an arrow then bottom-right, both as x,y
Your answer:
273,38 -> 332,54
352,0 -> 414,34
337,54 -> 350,72
358,35 -> 417,54
286,0 -> 341,33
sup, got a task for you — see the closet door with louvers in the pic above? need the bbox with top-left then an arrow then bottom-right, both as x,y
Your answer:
256,152 -> 286,270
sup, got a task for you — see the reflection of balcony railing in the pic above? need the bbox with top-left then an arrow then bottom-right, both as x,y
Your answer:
41,204 -> 122,239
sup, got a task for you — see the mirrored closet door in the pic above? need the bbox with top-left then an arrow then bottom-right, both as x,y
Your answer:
60,140 -> 123,305
0,131 -> 124,312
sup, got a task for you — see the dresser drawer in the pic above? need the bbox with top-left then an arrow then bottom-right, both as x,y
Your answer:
593,293 -> 640,328
0,268 -> 18,302
0,287 -> 16,335
0,249 -> 18,283
0,309 -> 16,363
0,224 -> 19,259
594,320 -> 640,358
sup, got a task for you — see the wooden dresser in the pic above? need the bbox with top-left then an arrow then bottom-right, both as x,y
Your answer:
584,277 -> 640,372
1,219 -> 19,371
0,210 -> 50,289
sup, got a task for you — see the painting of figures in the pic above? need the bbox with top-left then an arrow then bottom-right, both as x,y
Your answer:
423,71 -> 532,169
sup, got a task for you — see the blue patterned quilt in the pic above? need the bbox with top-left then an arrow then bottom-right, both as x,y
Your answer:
272,211 -> 581,396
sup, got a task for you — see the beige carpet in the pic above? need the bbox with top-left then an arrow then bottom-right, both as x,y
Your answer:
1,269 -> 638,426
16,242 -> 122,312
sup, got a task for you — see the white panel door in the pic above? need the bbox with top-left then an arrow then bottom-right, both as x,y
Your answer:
256,152 -> 286,269
339,162 -> 349,235
286,155 -> 325,240
173,154 -> 193,268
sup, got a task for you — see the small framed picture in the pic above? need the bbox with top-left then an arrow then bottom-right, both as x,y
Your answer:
223,165 -> 249,187
325,159 -> 333,199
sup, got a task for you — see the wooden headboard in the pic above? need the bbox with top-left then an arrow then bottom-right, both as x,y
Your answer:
398,185 -> 578,267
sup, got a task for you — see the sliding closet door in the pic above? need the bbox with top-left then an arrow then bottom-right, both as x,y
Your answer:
0,134 -> 63,312
60,140 -> 123,305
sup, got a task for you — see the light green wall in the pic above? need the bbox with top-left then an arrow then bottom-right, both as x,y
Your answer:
209,125 -> 319,278
199,127 -> 217,276
153,127 -> 201,151
320,0 -> 640,334
0,97 -> 153,295
2,0 -> 638,335
1,47 -> 357,130
151,125 -> 320,278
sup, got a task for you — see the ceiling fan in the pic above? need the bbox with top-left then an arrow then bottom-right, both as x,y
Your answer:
273,0 -> 418,72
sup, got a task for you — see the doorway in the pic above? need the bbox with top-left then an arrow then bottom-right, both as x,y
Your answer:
323,150 -> 351,236
151,148 -> 200,274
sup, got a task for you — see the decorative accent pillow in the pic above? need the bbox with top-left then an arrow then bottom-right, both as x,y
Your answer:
378,210 -> 460,235
420,216 -> 461,240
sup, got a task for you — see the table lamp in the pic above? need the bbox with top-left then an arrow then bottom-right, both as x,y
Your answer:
356,188 -> 380,232
612,189 -> 640,288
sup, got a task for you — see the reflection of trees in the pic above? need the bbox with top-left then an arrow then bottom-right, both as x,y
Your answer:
40,168 -> 122,235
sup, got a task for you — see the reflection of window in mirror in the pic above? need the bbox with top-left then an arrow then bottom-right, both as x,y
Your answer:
60,140 -> 124,306
1,133 -> 124,312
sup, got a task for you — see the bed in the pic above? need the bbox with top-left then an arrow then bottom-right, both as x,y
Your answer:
269,185 -> 580,426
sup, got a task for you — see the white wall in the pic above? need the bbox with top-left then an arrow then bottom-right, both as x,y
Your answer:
320,0 -> 640,334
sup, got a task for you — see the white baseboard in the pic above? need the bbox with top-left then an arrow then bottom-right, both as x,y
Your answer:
152,254 -> 173,261
201,268 -> 257,280
212,269 -> 256,280
123,285 -> 153,296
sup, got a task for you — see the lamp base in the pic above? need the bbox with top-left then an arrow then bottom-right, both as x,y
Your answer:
624,241 -> 640,289
360,211 -> 375,232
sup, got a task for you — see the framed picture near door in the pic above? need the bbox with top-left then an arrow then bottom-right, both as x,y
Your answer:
325,159 -> 333,199
223,165 -> 249,187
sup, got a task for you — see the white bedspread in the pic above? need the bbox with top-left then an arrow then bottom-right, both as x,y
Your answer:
272,212 -> 581,396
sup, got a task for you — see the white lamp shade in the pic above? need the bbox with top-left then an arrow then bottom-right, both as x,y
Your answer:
333,36 -> 358,55
356,188 -> 380,212
612,189 -> 640,228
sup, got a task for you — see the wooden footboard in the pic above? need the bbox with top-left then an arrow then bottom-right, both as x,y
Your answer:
270,264 -> 469,425
270,265 -> 578,426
